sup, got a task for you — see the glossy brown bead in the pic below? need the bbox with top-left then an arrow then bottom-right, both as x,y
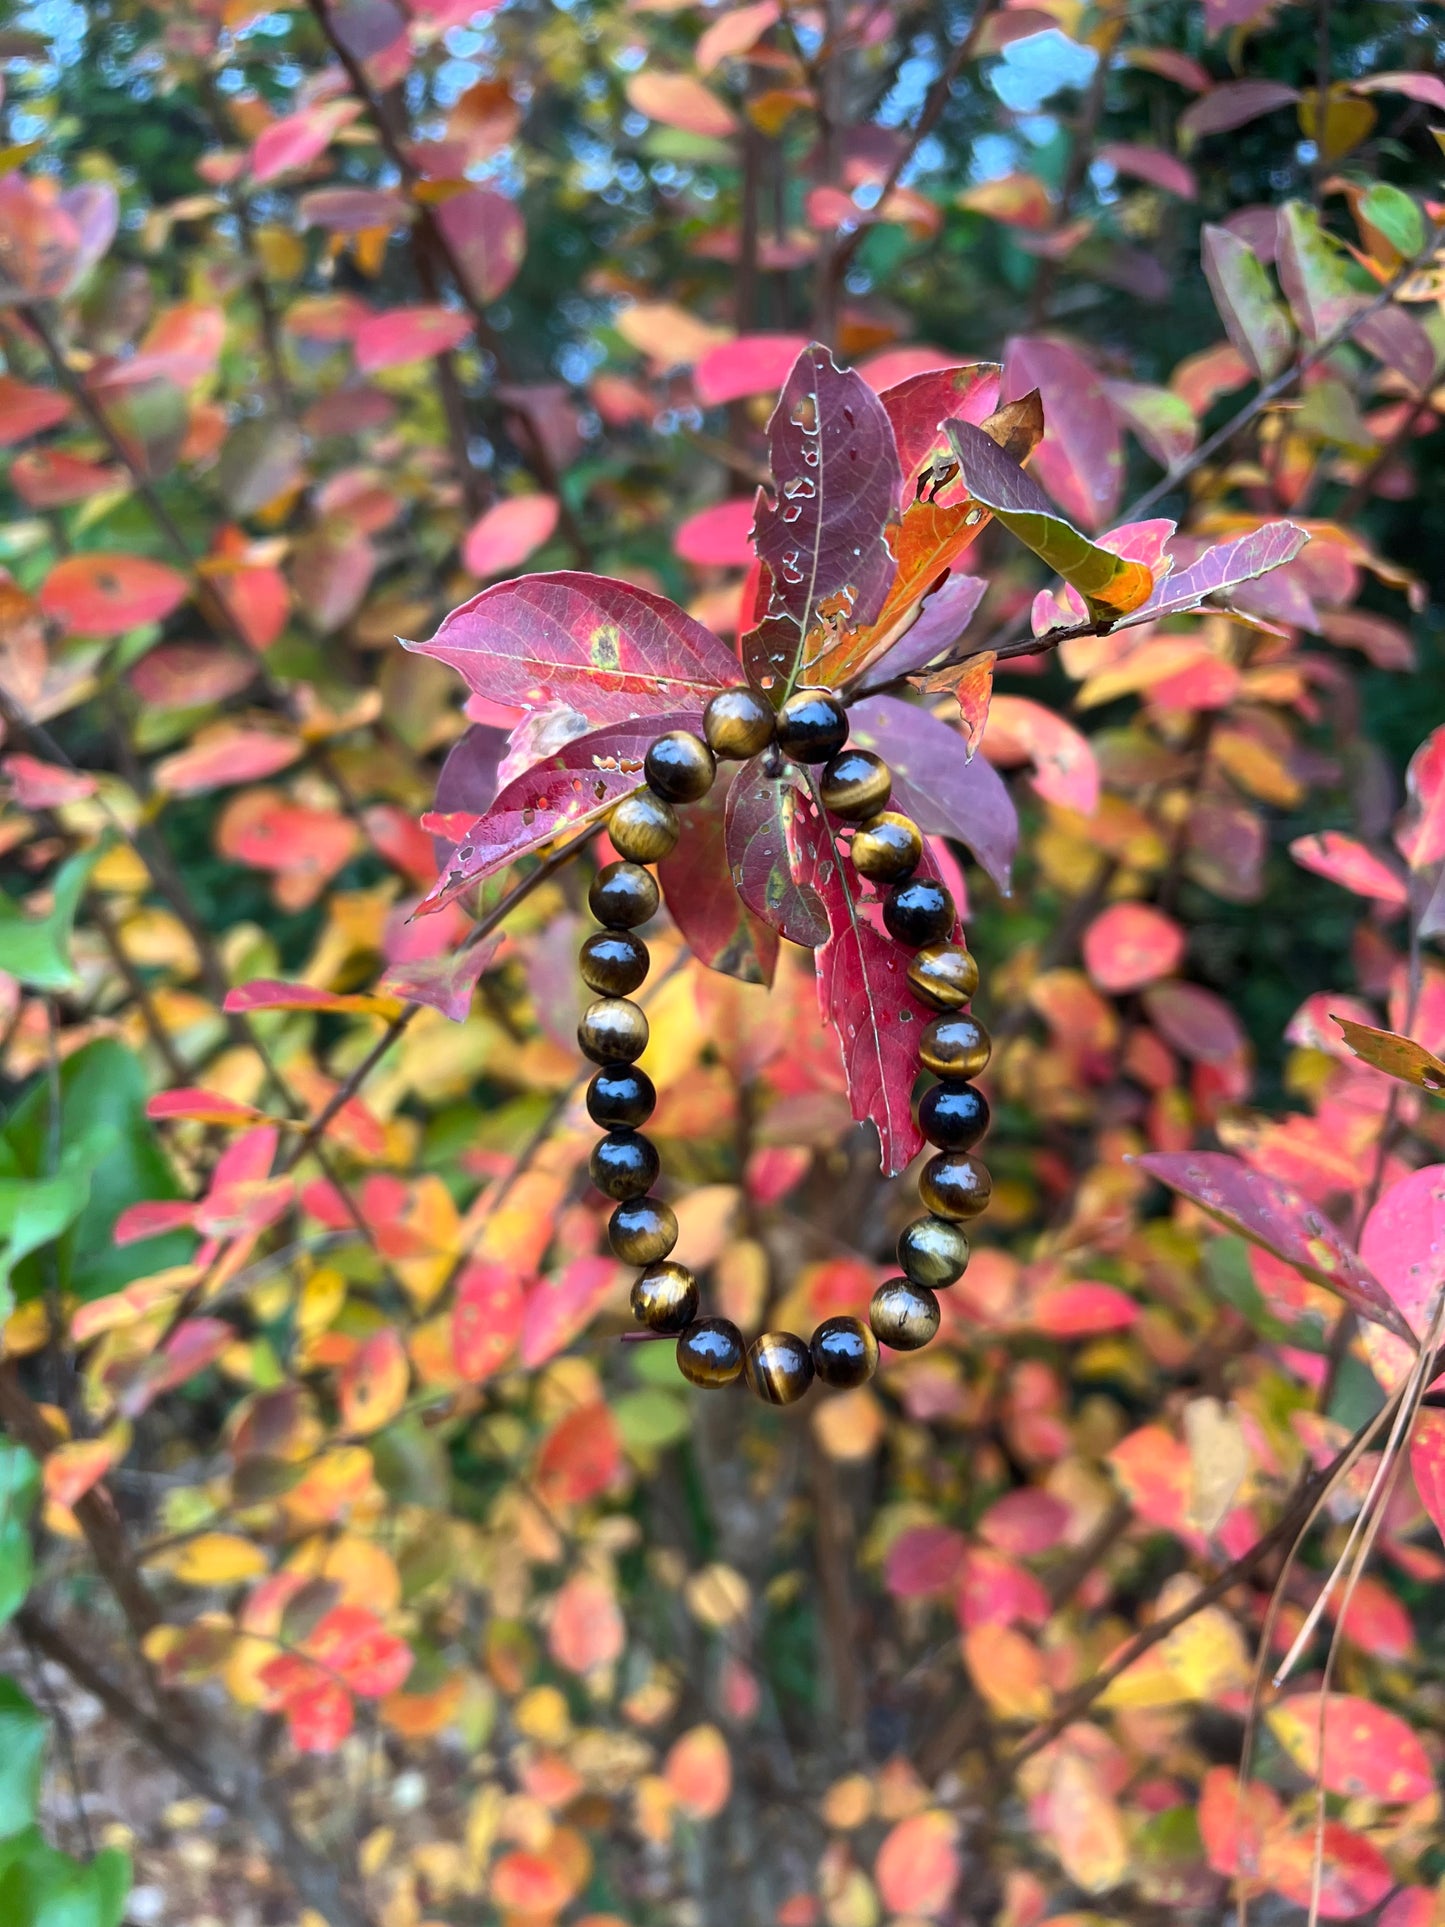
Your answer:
907,942 -> 979,1010
609,1197 -> 678,1265
919,1011 -> 991,1079
883,877 -> 954,948
589,861 -> 659,929
744,1330 -> 815,1405
869,1276 -> 940,1351
704,687 -> 775,761
677,1316 -> 746,1387
578,996 -> 649,1065
609,790 -> 679,863
850,810 -> 922,883
775,686 -> 848,763
896,1215 -> 970,1289
820,748 -> 891,822
811,1315 -> 878,1389
919,1151 -> 993,1221
586,1065 -> 656,1129
644,729 -> 716,803
631,1260 -> 698,1333
589,1129 -> 660,1201
579,931 -> 649,997
919,1081 -> 990,1152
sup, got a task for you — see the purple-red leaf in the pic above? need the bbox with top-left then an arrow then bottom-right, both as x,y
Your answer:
878,362 -> 1002,505
857,573 -> 987,692
658,772 -> 780,984
1003,336 -> 1122,531
723,763 -> 829,947
407,572 -> 741,725
793,796 -> 926,1177
742,344 -> 902,693
848,694 -> 1016,894
1178,81 -> 1299,147
379,936 -> 501,1022
1124,523 -> 1309,625
1136,1151 -> 1417,1347
434,187 -> 527,307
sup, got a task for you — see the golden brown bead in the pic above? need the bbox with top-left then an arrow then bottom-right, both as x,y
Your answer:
589,1129 -> 660,1201
677,1317 -> 746,1387
907,942 -> 979,1010
743,1330 -> 815,1404
589,861 -> 659,929
578,996 -> 649,1065
919,1151 -> 993,1221
918,1081 -> 990,1152
919,1011 -> 991,1079
775,687 -> 848,763
850,810 -> 922,883
704,687 -> 775,761
896,1215 -> 970,1289
820,748 -> 892,822
644,729 -> 716,803
609,1198 -> 678,1265
609,790 -> 679,863
810,1315 -> 878,1389
869,1276 -> 940,1351
631,1260 -> 698,1333
586,1065 -> 656,1129
579,931 -> 649,997
883,877 -> 954,948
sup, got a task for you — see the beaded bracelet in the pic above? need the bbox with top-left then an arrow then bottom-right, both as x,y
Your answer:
578,684 -> 992,1406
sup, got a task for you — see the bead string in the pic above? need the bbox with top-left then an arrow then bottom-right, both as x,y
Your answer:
578,684 -> 992,1406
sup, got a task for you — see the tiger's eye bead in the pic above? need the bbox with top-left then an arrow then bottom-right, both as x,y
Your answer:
820,748 -> 891,822
919,1151 -> 993,1221
578,996 -> 649,1065
677,1316 -> 746,1387
631,1260 -> 698,1333
883,877 -> 954,948
811,1315 -> 879,1389
586,1065 -> 656,1129
869,1277 -> 940,1351
919,1011 -> 991,1079
589,861 -> 659,929
919,1081 -> 990,1152
590,1129 -> 660,1201
897,1215 -> 970,1289
609,790 -> 679,863
850,810 -> 922,883
579,931 -> 649,997
744,1330 -> 815,1405
907,942 -> 979,1010
644,730 -> 716,803
775,687 -> 848,763
609,1197 -> 678,1265
704,687 -> 775,761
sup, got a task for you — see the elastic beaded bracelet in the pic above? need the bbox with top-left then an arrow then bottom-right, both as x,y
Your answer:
578,683 -> 993,1405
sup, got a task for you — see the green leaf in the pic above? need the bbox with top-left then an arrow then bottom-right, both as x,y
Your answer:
0,847 -> 102,993
0,1156 -> 99,1307
1358,182 -> 1425,259
1201,224 -> 1293,380
944,419 -> 1156,623
613,1388 -> 691,1452
1276,200 -> 1368,340
0,1683 -> 47,1839
0,1441 -> 40,1624
0,1838 -> 132,1927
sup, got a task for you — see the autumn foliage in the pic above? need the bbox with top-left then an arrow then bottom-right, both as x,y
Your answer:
0,3 -> 1444,1927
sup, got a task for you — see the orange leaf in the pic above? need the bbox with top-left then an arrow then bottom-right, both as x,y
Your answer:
664,1723 -> 732,1820
337,1329 -> 409,1435
549,1571 -> 626,1675
874,1809 -> 959,1918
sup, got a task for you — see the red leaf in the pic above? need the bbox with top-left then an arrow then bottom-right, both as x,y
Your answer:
461,494 -> 560,578
956,1548 -> 1050,1630
722,763 -> 828,948
147,1088 -> 265,1126
1032,1281 -> 1140,1336
849,694 -> 1017,893
153,725 -> 301,796
379,935 -> 501,1022
451,1261 -> 525,1381
1290,831 -> 1408,908
434,186 -> 526,306
874,1810 -> 959,1919
535,1398 -> 623,1506
1141,981 -> 1246,1064
861,574 -> 988,691
250,100 -> 362,184
1096,141 -> 1197,200
305,1604 -> 413,1698
2,754 -> 96,808
549,1571 -> 625,1673
128,644 -> 256,709
742,344 -> 902,693
96,302 -> 226,391
1137,1151 -> 1415,1345
982,695 -> 1099,816
1003,336 -> 1122,531
1269,1693 -> 1433,1802
0,375 -> 70,445
877,361 -> 1002,502
884,1525 -> 967,1599
978,1488 -> 1071,1555
279,1673 -> 354,1754
674,498 -> 757,568
521,1256 -> 621,1370
793,795 -> 926,1178
1410,1408 -> 1445,1551
223,979 -> 399,1015
40,553 -> 189,636
659,769 -> 780,984
694,334 -> 810,407
665,1724 -> 733,1819
1083,902 -> 1186,993
11,447 -> 120,508
1359,1165 -> 1445,1395
290,522 -> 376,635
353,305 -> 472,373
409,570 -> 740,724
1398,727 -> 1445,870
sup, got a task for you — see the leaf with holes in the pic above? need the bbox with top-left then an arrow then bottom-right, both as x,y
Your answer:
338,1330 -> 409,1436
450,1261 -> 525,1381
1267,1694 -> 1433,1803
742,343 -> 901,693
40,553 -> 188,636
878,361 -> 1003,504
721,762 -> 828,948
1136,1151 -> 1415,1346
1334,1019 -> 1445,1095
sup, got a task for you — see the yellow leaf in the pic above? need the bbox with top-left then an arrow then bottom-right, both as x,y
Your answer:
1048,1750 -> 1128,1894
684,1563 -> 751,1628
154,1531 -> 270,1586
1183,1396 -> 1249,1532
961,1624 -> 1051,1720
